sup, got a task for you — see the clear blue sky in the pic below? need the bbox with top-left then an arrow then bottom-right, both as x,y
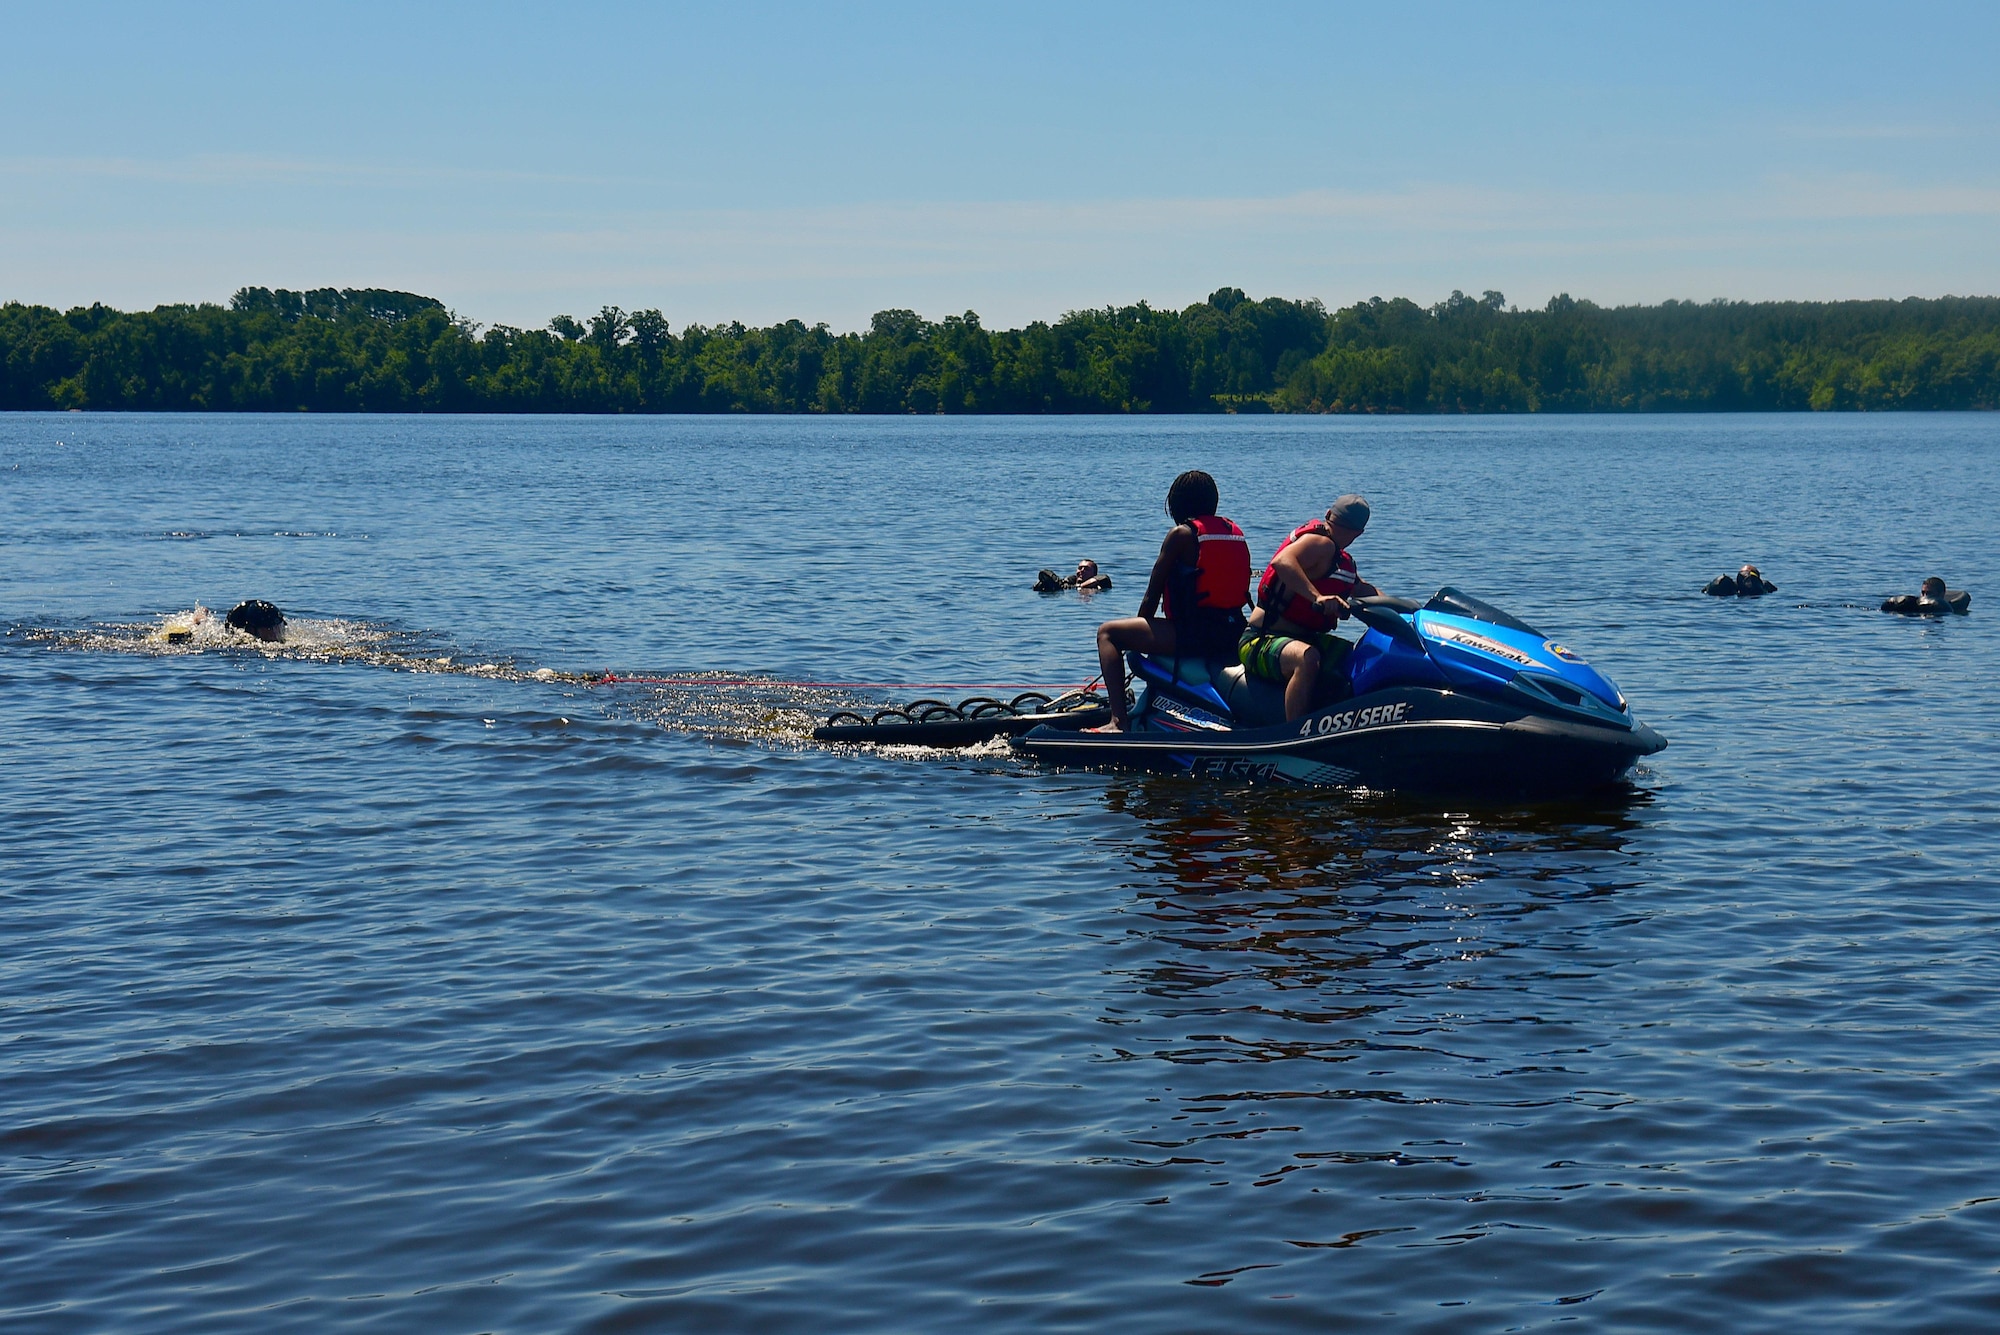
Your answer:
4,0 -> 1996,329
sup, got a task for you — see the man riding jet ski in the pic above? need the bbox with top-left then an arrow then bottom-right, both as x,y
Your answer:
1019,583 -> 1666,797
1238,494 -> 1379,721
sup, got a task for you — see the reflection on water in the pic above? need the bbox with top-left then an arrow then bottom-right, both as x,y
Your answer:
1086,778 -> 1660,1295
9,413 -> 2000,1330
1107,778 -> 1647,1003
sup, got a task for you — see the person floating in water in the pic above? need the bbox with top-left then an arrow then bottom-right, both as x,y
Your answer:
1704,564 -> 1777,597
225,599 -> 287,642
1882,577 -> 1971,617
1238,494 -> 1381,721
162,606 -> 212,644
1089,470 -> 1251,732
1033,559 -> 1113,594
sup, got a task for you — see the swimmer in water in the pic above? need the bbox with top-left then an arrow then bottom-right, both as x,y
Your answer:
1070,559 -> 1112,593
162,605 -> 211,644
1704,564 -> 1777,597
224,600 -> 287,642
1033,559 -> 1113,594
1882,577 -> 1971,617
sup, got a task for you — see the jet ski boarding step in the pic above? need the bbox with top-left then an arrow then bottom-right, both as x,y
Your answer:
814,689 -> 1112,748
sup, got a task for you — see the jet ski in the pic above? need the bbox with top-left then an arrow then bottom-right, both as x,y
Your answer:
1014,588 -> 1666,796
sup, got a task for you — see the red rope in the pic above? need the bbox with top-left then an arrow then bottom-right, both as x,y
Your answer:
592,673 -> 1097,692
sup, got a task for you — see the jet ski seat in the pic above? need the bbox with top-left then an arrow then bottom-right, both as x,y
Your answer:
1136,647 -> 1336,731
1132,652 -> 1320,730
1217,664 -> 1290,728
1142,653 -> 1224,689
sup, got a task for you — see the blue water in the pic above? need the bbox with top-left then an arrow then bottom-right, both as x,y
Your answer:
4,413 -> 1998,1332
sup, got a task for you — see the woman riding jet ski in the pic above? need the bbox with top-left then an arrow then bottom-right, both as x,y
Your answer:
1090,470 -> 1251,731
1017,586 -> 1666,797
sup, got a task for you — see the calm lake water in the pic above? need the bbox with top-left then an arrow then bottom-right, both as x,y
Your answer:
4,412 -> 1998,1332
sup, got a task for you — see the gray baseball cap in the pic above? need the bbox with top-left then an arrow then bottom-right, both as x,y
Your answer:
1328,494 -> 1370,531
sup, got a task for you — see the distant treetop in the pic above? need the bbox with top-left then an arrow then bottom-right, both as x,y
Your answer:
3,287 -> 1996,413
229,286 -> 446,323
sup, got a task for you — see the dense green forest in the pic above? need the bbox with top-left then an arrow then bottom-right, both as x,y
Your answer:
3,285 -> 1997,413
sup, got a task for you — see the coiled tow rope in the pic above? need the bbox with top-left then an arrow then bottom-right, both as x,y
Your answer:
582,671 -> 1114,748
821,688 -> 1089,729
813,684 -> 1113,747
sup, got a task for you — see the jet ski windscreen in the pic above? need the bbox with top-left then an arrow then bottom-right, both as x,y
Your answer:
1423,587 -> 1543,638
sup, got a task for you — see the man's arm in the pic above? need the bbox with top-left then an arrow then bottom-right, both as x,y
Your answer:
1268,534 -> 1350,621
1137,526 -> 1195,619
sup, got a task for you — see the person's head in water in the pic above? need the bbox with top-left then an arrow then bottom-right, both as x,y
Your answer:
225,599 -> 286,643
1325,494 -> 1370,547
1740,564 -> 1763,582
1166,470 -> 1220,524
1922,576 -> 1947,598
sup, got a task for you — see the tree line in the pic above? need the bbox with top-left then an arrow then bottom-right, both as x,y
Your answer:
3,285 -> 1996,413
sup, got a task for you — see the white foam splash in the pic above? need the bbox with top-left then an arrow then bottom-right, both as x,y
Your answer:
24,609 -> 600,686
20,613 -> 1025,761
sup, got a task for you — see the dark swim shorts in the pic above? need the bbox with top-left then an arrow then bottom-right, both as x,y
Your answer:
1238,624 -> 1351,682
1172,612 -> 1247,658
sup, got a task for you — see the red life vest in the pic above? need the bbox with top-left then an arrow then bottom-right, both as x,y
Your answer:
1161,514 -> 1251,620
1255,520 -> 1358,634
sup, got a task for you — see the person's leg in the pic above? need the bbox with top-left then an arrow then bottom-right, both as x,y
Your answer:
1313,633 -> 1354,702
1278,638 -> 1323,721
1240,628 -> 1305,717
1095,617 -> 1179,729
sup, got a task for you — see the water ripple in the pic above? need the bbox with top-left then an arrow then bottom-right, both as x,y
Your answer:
4,413 -> 1999,1331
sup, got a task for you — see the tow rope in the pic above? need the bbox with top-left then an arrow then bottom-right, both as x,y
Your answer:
590,673 -> 1097,692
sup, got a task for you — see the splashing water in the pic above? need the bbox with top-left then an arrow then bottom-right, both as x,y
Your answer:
13,611 -> 978,756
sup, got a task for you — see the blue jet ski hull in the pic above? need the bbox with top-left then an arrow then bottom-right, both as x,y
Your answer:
1016,683 -> 1664,794
1014,588 -> 1666,797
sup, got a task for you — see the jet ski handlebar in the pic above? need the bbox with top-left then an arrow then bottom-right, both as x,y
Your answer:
1346,595 -> 1427,648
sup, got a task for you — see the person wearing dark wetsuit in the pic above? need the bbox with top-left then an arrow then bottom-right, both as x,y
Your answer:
1705,564 -> 1776,597
1070,559 -> 1112,593
1883,577 -> 1971,616
1090,470 -> 1251,731
1034,559 -> 1113,593
225,600 -> 286,642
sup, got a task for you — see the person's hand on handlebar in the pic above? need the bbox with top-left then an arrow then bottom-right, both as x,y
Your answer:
1311,592 -> 1349,620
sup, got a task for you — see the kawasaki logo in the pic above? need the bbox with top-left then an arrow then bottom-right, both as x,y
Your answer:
1426,624 -> 1535,665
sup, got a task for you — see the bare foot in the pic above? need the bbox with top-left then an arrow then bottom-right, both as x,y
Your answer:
1083,719 -> 1125,734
